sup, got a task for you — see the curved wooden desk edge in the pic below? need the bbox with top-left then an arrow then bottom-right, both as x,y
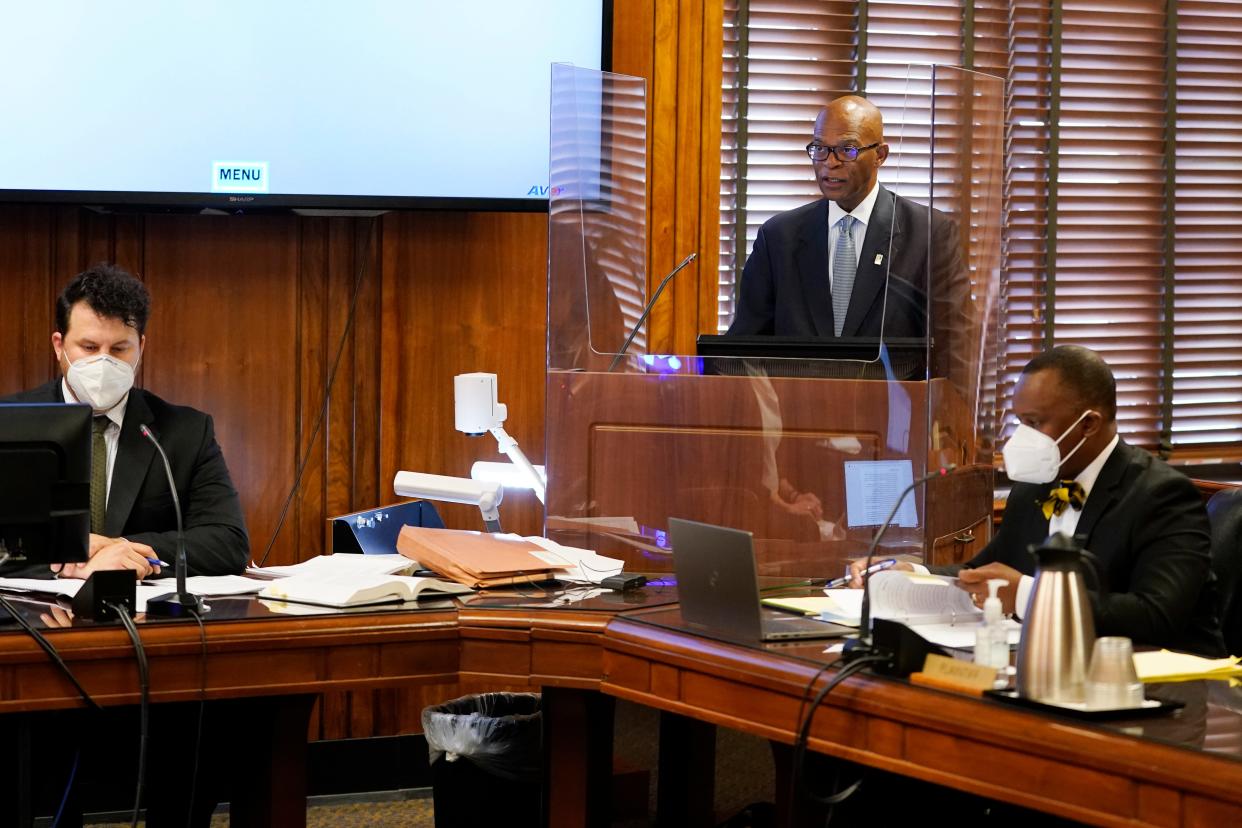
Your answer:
0,609 -> 460,711
457,604 -> 616,691
602,616 -> 1242,828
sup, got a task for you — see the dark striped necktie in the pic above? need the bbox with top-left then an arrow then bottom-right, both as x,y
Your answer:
90,416 -> 109,533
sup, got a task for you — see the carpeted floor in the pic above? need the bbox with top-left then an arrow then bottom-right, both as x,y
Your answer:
86,792 -> 437,827
84,699 -> 777,827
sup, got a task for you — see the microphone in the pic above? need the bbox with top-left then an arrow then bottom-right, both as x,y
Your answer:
842,463 -> 956,671
140,424 -> 206,617
607,252 -> 697,372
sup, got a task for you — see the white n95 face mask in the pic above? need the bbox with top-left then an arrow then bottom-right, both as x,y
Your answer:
64,353 -> 136,412
1001,410 -> 1093,484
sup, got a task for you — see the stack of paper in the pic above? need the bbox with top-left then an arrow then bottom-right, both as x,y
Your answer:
520,536 -> 623,584
1132,650 -> 1242,683
763,573 -> 1023,651
0,575 -> 266,614
246,553 -> 416,580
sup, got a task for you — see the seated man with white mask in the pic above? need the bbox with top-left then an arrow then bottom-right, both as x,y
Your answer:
849,345 -> 1224,657
1,264 -> 248,579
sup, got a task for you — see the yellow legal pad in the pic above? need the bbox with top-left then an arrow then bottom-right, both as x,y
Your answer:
1131,649 -> 1242,683
761,594 -> 861,624
761,596 -> 836,616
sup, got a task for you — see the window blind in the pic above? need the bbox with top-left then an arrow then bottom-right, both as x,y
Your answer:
720,0 -> 1242,461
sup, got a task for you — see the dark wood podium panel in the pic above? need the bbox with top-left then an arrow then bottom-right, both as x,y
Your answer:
547,371 -> 992,576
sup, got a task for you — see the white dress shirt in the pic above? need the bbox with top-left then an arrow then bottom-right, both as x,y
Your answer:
911,434 -> 1122,616
63,378 -> 129,505
826,181 -> 881,291
1012,433 -> 1121,614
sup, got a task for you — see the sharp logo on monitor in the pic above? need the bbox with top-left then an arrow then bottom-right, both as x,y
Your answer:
212,161 -> 269,194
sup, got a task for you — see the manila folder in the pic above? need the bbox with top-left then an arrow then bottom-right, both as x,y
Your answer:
396,525 -> 564,588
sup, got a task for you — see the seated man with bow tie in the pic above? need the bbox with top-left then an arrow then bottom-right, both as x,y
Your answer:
851,345 -> 1225,657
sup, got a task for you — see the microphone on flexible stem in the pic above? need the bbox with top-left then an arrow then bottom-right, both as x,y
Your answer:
140,425 -> 206,617
607,252 -> 698,372
841,463 -> 956,673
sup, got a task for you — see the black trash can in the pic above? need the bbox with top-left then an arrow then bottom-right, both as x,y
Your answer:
422,692 -> 542,828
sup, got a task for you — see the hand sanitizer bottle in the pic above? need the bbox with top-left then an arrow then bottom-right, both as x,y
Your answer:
974,578 -> 1010,675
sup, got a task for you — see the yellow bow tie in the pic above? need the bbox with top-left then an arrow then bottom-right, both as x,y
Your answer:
1040,480 -> 1086,520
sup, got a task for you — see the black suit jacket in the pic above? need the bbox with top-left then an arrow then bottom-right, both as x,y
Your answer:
727,187 -> 966,358
965,441 -> 1224,657
1,381 -> 249,577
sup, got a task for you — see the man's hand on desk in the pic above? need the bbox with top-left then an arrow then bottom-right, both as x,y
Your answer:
845,558 -> 915,589
39,604 -> 74,629
52,537 -> 161,580
956,563 -> 1022,614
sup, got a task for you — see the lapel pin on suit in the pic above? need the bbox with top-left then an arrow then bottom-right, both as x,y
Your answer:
874,253 -> 883,265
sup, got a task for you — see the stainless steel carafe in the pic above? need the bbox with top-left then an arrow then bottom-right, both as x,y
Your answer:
1016,532 -> 1097,704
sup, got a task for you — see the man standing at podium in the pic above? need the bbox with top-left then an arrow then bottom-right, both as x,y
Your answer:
1,263 -> 249,579
727,94 -> 964,353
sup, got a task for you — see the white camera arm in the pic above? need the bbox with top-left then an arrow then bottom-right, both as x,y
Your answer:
393,471 -> 503,533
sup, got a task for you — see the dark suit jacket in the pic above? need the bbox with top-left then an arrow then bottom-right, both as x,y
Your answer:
727,187 -> 966,363
1,381 -> 249,577
963,441 -> 1224,657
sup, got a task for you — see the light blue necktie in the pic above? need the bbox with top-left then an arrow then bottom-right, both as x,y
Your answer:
831,215 -> 856,336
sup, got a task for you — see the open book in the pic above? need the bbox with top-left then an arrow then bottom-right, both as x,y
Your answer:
258,573 -> 471,608
863,571 -> 1021,649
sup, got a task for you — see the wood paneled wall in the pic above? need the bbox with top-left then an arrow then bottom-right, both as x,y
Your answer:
615,0 -> 724,354
0,1 -> 722,739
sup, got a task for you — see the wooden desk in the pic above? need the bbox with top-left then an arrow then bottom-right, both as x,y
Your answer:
601,607 -> 1242,828
0,601 -> 458,711
3,589 -> 1240,828
0,597 -> 458,827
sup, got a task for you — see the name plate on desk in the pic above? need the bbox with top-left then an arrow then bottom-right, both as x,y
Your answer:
910,654 -> 998,696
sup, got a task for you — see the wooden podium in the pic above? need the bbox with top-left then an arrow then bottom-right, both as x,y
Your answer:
545,368 -> 993,578
542,64 -> 1002,580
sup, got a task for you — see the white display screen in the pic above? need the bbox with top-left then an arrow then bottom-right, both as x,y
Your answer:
844,459 -> 920,529
0,1 -> 604,208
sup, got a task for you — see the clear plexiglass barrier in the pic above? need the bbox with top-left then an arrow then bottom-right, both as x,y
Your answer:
545,63 -> 1003,578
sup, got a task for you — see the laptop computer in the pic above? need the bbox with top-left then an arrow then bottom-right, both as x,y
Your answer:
668,517 -> 853,642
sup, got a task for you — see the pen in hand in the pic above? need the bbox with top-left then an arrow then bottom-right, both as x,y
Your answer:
823,558 -> 898,589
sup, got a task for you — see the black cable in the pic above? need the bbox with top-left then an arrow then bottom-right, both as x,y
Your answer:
781,658 -> 843,818
50,748 -> 80,828
792,654 -> 887,812
0,596 -> 99,710
184,607 -> 208,828
107,601 -> 149,828
793,661 -> 839,751
0,596 -> 99,827
257,218 -> 377,566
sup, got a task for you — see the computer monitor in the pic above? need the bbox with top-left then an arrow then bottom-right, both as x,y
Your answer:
0,403 -> 92,566
695,335 -> 928,380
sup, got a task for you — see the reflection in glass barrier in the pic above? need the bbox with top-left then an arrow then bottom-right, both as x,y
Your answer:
546,65 -> 1002,580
